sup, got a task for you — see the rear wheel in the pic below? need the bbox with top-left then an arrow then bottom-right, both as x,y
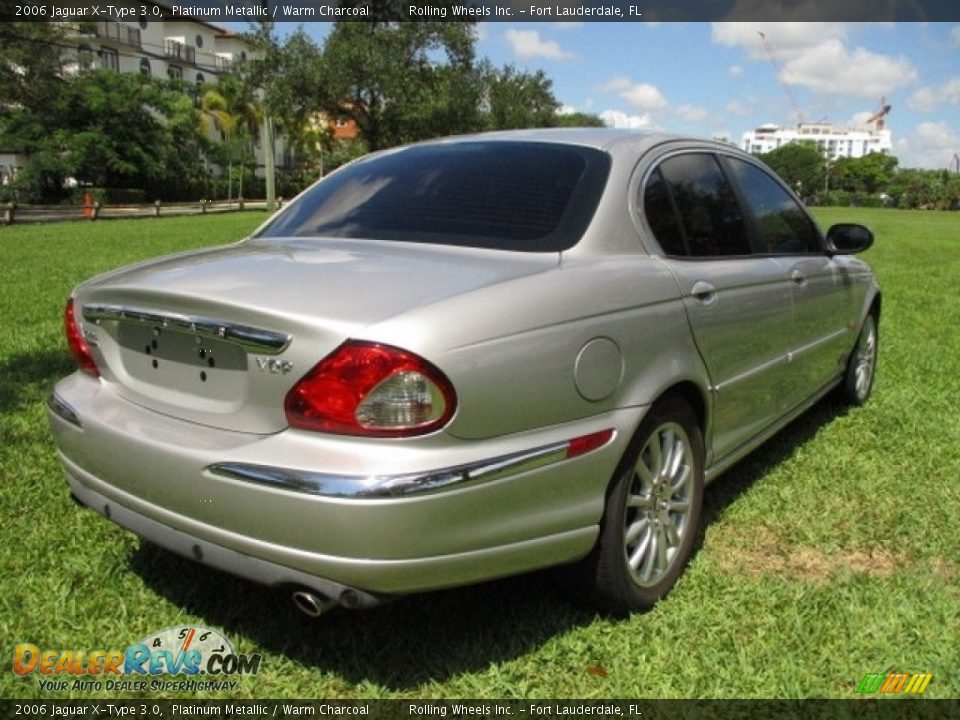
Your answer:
587,396 -> 704,614
841,313 -> 878,406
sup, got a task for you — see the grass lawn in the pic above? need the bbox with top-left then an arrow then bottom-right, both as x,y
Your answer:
1,208 -> 957,699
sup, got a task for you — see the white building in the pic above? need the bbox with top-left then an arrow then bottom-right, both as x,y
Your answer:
741,122 -> 893,161
3,5 -> 288,187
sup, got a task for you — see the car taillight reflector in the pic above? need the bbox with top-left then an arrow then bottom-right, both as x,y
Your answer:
566,429 -> 614,458
64,298 -> 99,376
284,341 -> 456,437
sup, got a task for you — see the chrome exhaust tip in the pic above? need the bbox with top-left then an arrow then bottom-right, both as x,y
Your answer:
291,589 -> 335,617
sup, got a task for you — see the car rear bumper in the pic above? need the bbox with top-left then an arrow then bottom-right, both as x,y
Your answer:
48,373 -> 642,598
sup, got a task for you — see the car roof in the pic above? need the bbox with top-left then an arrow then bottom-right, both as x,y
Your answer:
424,127 -> 693,153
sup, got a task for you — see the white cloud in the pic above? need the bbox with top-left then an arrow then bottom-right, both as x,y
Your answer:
895,122 -> 960,170
676,104 -> 709,122
711,23 -> 915,99
711,22 -> 849,59
729,65 -> 744,76
779,40 -> 917,98
621,83 -> 669,112
599,76 -> 669,113
557,104 -> 578,115
599,76 -> 633,93
907,77 -> 960,112
504,29 -> 574,61
599,110 -> 656,130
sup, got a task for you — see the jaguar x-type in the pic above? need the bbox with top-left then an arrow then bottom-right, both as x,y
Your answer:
48,129 -> 880,615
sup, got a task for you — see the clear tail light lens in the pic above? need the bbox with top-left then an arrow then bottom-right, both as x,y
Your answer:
284,341 -> 456,437
64,298 -> 99,376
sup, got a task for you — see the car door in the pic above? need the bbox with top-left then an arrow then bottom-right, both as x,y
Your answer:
641,152 -> 795,462
722,156 -> 853,406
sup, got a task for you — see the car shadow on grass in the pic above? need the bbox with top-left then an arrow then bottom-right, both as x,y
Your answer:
127,394 -> 851,691
0,348 -> 73,416
129,544 -> 596,690
699,394 -> 852,529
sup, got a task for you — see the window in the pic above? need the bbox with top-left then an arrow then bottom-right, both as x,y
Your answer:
139,58 -> 151,76
167,65 -> 182,80
645,153 -> 750,257
100,47 -> 119,72
724,158 -> 820,255
642,168 -> 686,256
195,34 -> 204,48
78,43 -> 95,71
259,142 -> 612,252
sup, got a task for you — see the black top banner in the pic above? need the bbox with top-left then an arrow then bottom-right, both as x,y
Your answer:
4,0 -> 960,23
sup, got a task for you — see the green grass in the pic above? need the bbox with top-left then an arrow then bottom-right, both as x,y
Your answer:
1,208 -> 958,700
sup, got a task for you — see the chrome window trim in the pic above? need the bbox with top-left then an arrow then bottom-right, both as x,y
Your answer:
82,304 -> 291,355
208,440 -> 576,499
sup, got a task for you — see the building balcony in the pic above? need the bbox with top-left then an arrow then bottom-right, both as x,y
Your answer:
89,21 -> 142,49
165,39 -> 196,65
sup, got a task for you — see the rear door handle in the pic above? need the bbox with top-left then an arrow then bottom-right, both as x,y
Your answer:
691,280 -> 717,305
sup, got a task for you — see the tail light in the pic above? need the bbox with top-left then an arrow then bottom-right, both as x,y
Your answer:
285,341 -> 456,437
64,298 -> 99,377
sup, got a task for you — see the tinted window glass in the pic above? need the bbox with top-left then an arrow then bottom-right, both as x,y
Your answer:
725,158 -> 821,254
657,154 -> 750,257
259,142 -> 610,252
643,168 -> 686,256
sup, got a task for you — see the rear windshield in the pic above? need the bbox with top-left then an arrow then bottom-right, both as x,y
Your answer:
257,141 -> 611,252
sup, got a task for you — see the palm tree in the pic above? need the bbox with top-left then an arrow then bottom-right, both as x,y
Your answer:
201,76 -> 260,204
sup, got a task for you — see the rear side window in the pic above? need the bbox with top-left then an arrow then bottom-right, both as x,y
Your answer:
259,142 -> 611,252
643,153 -> 750,257
724,158 -> 821,254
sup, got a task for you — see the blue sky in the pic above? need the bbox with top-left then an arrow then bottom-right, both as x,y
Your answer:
237,22 -> 960,170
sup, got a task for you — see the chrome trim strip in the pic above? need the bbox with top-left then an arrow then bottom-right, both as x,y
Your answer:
208,440 -> 577,499
82,304 -> 291,355
48,393 -> 82,428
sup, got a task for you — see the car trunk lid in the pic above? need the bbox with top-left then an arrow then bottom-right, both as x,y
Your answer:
74,238 -> 555,434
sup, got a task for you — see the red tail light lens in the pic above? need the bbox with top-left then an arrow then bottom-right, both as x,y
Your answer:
64,298 -> 99,376
285,341 -> 456,437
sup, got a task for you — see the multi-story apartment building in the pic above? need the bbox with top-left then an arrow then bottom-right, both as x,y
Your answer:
741,122 -> 893,161
2,3 -> 295,189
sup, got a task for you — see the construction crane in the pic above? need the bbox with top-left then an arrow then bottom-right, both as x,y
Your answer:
866,97 -> 892,130
758,30 -> 804,126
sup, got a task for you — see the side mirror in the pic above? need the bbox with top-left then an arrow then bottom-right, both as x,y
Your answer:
825,223 -> 874,255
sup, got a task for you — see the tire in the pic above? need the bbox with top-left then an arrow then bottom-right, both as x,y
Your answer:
586,396 -> 704,614
841,313 -> 878,406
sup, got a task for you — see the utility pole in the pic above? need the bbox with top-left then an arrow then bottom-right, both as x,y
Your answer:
262,115 -> 276,211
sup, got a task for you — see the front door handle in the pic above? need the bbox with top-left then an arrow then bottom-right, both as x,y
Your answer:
691,280 -> 717,305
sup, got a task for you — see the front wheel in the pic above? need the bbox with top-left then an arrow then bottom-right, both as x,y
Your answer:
586,396 -> 704,614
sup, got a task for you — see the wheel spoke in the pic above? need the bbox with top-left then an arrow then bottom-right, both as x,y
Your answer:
625,517 -> 649,545
654,525 -> 668,574
628,492 -> 652,509
629,526 -> 653,571
670,464 -> 690,495
634,460 -> 654,489
638,529 -> 658,582
662,515 -> 680,546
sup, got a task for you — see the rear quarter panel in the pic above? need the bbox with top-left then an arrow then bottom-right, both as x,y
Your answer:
364,255 -> 708,441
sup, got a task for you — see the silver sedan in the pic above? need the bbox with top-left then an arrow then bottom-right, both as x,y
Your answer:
48,129 -> 880,615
